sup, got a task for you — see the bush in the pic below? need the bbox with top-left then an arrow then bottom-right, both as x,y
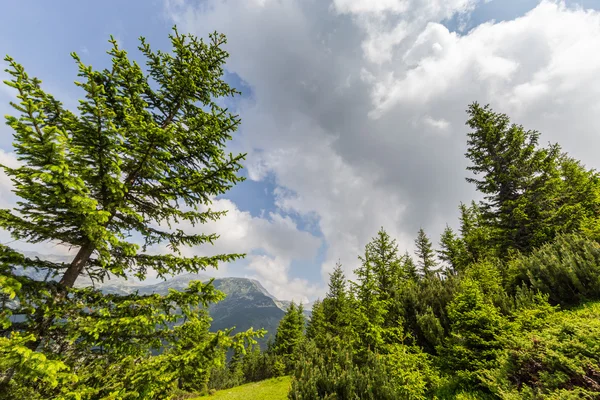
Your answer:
474,301 -> 600,399
288,339 -> 438,400
507,234 -> 600,306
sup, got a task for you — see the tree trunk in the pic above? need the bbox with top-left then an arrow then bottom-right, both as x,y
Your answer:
60,240 -> 96,288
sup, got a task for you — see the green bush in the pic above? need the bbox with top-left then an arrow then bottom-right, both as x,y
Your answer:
507,234 -> 600,306
288,339 -> 438,400
482,302 -> 600,399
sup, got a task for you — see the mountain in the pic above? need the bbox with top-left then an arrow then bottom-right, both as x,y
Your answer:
94,274 -> 290,346
15,252 -> 311,348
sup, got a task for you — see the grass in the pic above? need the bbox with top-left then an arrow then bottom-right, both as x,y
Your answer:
195,376 -> 291,400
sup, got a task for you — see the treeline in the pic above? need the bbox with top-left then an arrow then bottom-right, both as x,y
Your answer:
212,104 -> 600,399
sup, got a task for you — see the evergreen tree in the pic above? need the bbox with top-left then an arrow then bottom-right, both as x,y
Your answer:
0,28 -> 260,398
401,251 -> 419,281
465,103 -> 563,256
322,261 -> 352,338
273,302 -> 305,372
440,279 -> 506,385
352,244 -> 386,355
458,201 -> 495,264
552,156 -> 600,241
368,228 -> 403,303
415,228 -> 437,277
438,225 -> 466,276
305,299 -> 326,345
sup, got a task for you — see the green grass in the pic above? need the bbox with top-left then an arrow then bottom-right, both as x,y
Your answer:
196,376 -> 291,400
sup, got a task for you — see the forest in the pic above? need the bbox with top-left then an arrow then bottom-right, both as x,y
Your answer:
1,27 -> 600,400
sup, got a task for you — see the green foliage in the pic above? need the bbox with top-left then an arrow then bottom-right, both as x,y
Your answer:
322,262 -> 354,339
290,103 -> 600,399
0,27 -> 262,399
464,103 -> 600,259
465,103 -> 561,256
289,340 -> 438,400
415,228 -> 438,277
305,300 -> 326,345
438,225 -> 467,276
507,234 -> 600,306
483,302 -> 600,399
273,302 -> 306,373
439,279 -> 507,388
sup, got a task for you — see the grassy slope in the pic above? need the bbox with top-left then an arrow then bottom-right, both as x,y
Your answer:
196,376 -> 291,400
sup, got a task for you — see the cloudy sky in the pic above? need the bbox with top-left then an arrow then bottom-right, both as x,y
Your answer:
1,0 -> 600,302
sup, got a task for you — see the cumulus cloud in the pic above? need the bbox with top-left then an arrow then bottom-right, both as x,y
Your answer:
147,197 -> 323,299
247,254 -> 321,303
166,0 -> 600,293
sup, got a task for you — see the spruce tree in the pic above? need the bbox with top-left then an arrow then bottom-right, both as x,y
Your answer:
438,225 -> 466,276
440,279 -> 506,385
305,299 -> 326,344
401,251 -> 419,281
322,261 -> 350,337
465,103 -> 563,256
273,302 -> 305,372
414,228 -> 437,277
458,201 -> 495,264
0,28 -> 260,398
352,236 -> 389,354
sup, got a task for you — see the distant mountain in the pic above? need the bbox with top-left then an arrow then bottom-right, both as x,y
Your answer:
14,252 -> 311,348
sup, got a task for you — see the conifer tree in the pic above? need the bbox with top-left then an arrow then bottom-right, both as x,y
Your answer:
458,202 -> 495,264
352,235 -> 390,354
322,261 -> 350,337
368,228 -> 403,303
440,279 -> 506,385
465,103 -> 563,256
438,225 -> 466,276
273,302 -> 305,371
401,251 -> 419,281
305,299 -> 326,344
0,28 -> 260,397
415,228 -> 437,277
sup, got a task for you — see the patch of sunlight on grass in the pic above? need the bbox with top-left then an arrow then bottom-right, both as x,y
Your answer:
194,376 -> 292,400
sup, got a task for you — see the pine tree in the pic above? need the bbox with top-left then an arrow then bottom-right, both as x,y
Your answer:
438,225 -> 466,276
322,261 -> 350,337
440,279 -> 506,385
415,228 -> 437,277
273,302 -> 305,372
352,235 -> 390,355
464,102 -> 563,256
305,299 -> 326,344
401,251 -> 419,281
0,28 -> 260,397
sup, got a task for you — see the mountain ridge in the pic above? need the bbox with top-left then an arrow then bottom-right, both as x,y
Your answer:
15,251 -> 312,348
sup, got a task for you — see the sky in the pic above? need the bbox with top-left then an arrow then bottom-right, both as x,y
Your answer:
1,0 -> 600,302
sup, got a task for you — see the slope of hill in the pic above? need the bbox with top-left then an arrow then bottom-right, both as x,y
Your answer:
15,252 -> 307,348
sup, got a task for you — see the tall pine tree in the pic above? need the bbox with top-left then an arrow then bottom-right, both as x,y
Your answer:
0,28 -> 260,398
465,102 -> 562,256
415,228 -> 437,277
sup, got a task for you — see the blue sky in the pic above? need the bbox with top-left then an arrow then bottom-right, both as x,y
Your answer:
2,0 -> 600,301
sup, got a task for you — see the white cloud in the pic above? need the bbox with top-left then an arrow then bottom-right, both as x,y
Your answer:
149,197 -> 324,299
247,254 -> 321,303
0,150 -> 19,209
423,115 -> 450,131
167,0 -> 600,299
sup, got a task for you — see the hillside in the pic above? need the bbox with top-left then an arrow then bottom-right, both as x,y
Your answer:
14,253 -> 308,347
